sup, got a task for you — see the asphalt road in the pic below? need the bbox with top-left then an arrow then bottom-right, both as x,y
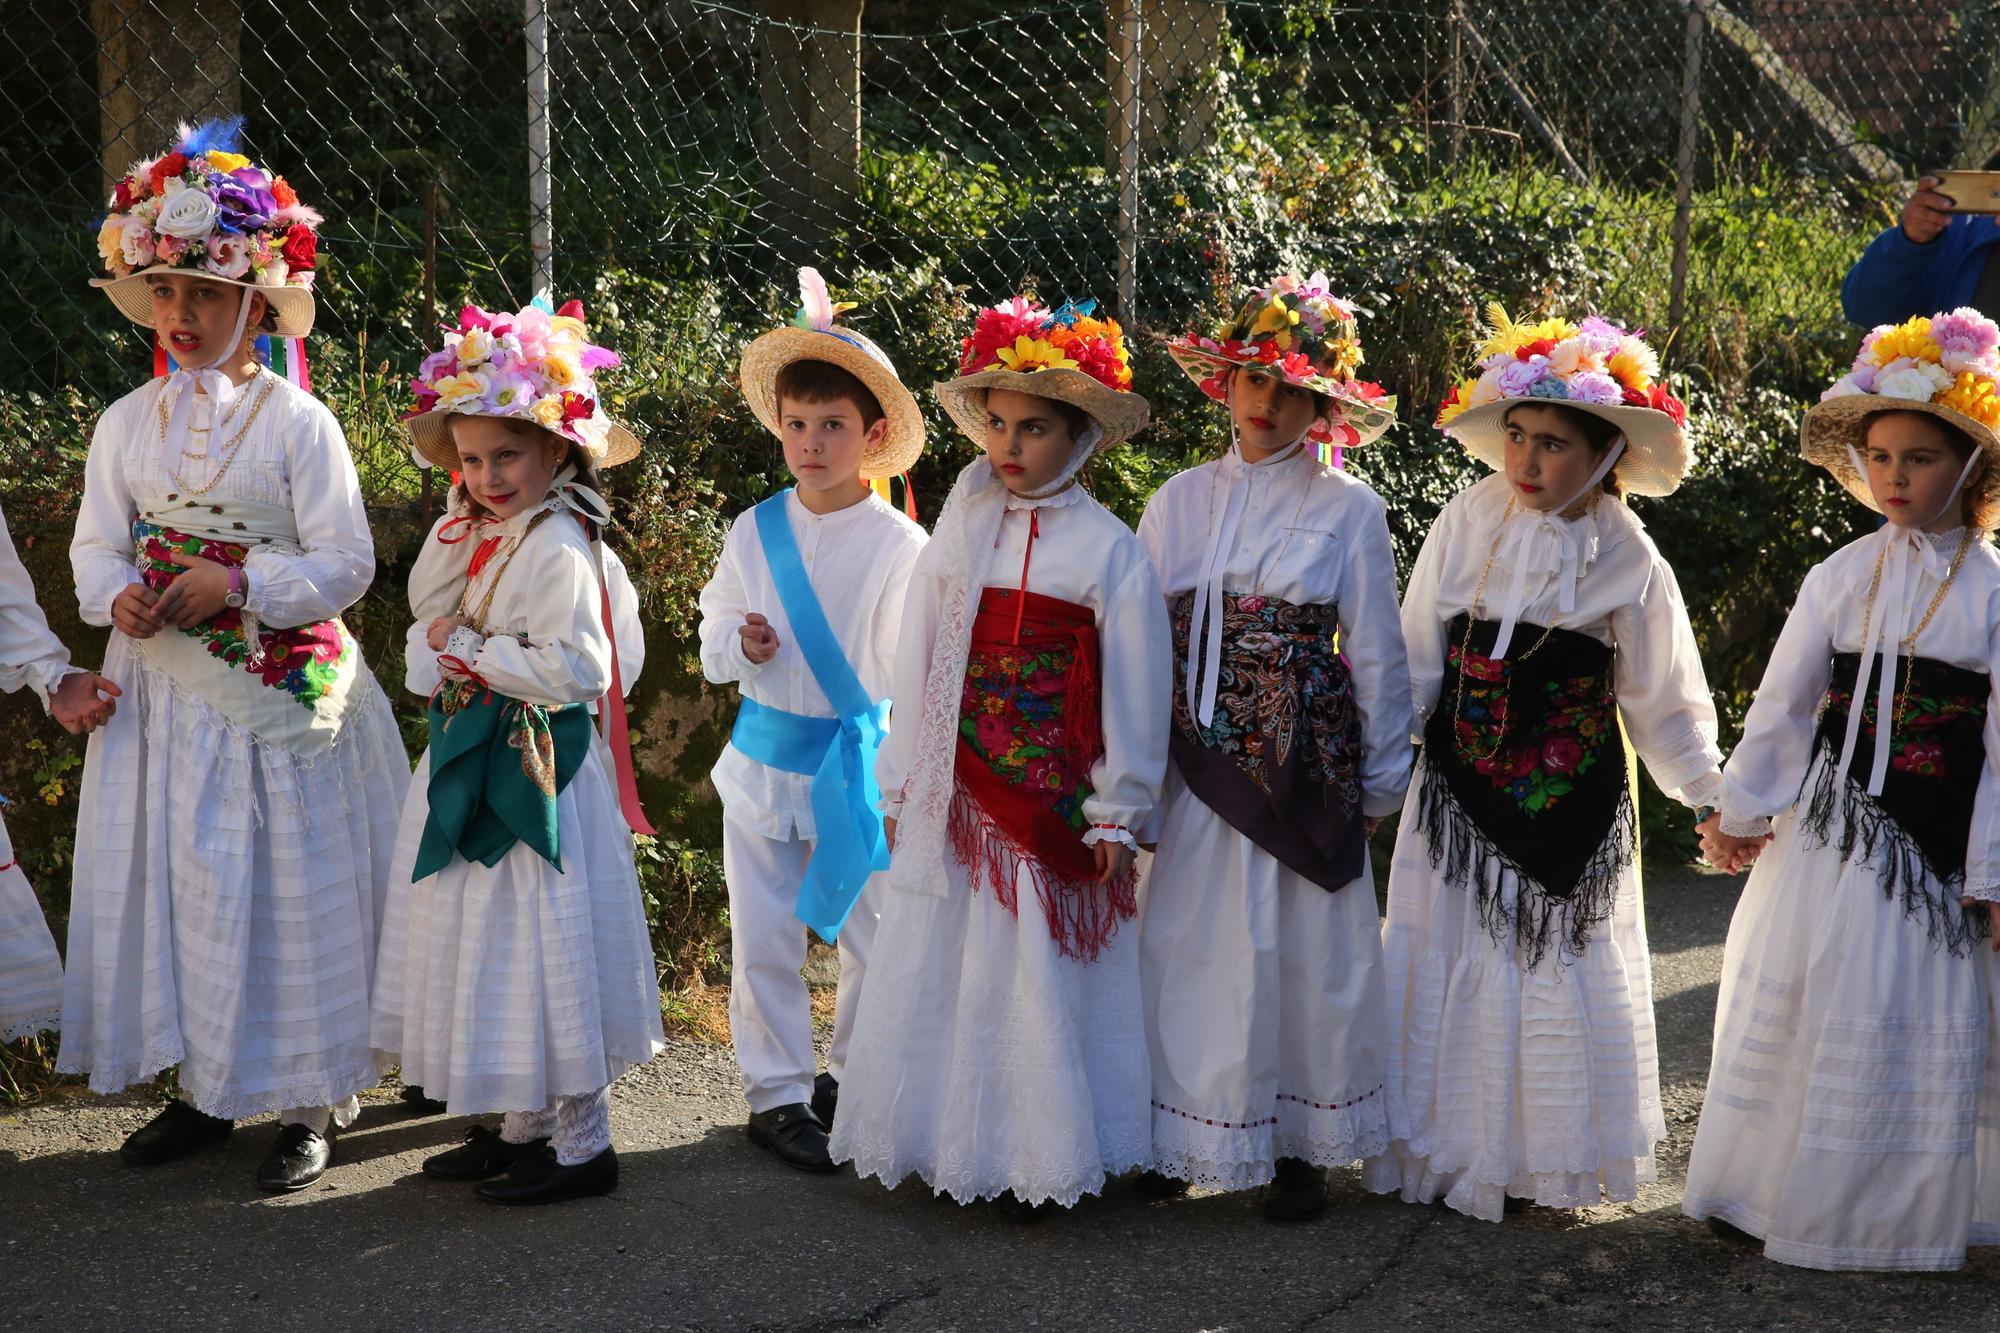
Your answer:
6,863 -> 1999,1332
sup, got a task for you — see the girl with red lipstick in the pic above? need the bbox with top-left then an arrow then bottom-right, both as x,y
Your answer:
1135,274 -> 1411,1221
830,295 -> 1172,1218
64,122 -> 411,1193
1683,309 -> 2000,1271
373,297 -> 664,1205
1366,308 -> 1723,1223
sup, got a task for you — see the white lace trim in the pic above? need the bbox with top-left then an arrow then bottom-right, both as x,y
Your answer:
1081,826 -> 1135,849
838,1121 -> 1151,1209
1719,811 -> 1773,838
1150,1087 -> 1389,1191
0,1007 -> 60,1043
553,1086 -> 612,1165
444,625 -> 486,664
1962,881 -> 2000,904
1362,1144 -> 1657,1223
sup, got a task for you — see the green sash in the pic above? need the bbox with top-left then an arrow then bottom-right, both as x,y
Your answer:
413,678 -> 594,880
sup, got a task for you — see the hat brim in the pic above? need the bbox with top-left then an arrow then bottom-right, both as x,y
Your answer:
1165,339 -> 1398,446
1444,398 -> 1690,497
91,265 -> 316,340
1801,394 -> 2000,522
933,367 -> 1150,452
739,326 -> 926,480
405,408 -> 643,472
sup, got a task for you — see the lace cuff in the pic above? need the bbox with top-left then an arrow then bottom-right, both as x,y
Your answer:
1718,811 -> 1772,838
1082,824 -> 1136,850
1962,881 -> 2000,904
445,626 -> 486,663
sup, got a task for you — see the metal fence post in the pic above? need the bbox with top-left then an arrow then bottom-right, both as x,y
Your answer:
1113,0 -> 1142,324
526,0 -> 554,297
1669,1 -> 1706,344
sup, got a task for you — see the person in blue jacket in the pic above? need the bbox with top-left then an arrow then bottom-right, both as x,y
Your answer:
1843,172 -> 2000,327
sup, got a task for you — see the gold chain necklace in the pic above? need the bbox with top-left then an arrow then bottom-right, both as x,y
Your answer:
1853,525 -> 1976,731
177,382 -> 254,460
162,371 -> 276,497
457,509 -> 556,632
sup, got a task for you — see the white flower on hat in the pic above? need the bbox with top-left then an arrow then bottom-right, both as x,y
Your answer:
154,187 -> 219,240
117,217 -> 154,268
1875,359 -> 1953,403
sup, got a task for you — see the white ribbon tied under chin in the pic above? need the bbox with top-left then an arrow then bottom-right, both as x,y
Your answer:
1833,444 -> 1983,796
1486,438 -> 1625,659
156,286 -> 257,459
1184,435 -> 1306,728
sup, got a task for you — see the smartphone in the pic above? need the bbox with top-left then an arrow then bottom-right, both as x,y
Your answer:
1931,169 -> 2000,213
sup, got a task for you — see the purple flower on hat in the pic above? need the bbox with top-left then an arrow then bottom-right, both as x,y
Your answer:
1494,359 -> 1545,397
1566,371 -> 1623,406
212,168 -> 277,233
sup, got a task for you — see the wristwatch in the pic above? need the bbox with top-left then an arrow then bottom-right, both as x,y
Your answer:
224,566 -> 246,610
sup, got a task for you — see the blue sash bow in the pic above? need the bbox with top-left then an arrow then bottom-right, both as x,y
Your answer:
728,491 -> 892,941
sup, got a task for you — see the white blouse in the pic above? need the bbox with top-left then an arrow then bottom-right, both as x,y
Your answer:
1401,472 -> 1723,803
698,491 -> 926,842
1138,445 -> 1415,817
1720,527 -> 2000,897
70,369 -> 375,630
878,483 -> 1172,834
0,501 -> 79,710
403,497 -> 642,710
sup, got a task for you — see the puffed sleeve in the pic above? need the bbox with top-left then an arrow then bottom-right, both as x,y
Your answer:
697,512 -> 762,685
1718,563 -> 1834,835
1610,550 -> 1724,805
876,548 -> 944,815
1341,492 -> 1416,816
1400,503 -> 1453,737
242,397 -> 376,628
1958,578 -> 2000,900
1081,539 -> 1173,836
70,399 -> 145,627
0,504 -> 79,709
468,532 -> 613,709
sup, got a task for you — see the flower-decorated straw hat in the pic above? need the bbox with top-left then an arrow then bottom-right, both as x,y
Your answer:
738,267 -> 925,480
934,296 -> 1148,449
1167,271 -> 1398,447
91,117 -> 322,339
405,296 -> 642,470
1435,304 -> 1690,497
1802,308 -> 2000,520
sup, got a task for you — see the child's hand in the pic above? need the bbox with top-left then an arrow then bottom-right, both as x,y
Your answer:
151,552 -> 233,628
111,583 -> 165,639
427,615 -> 470,652
1364,816 -> 1384,837
739,612 -> 780,664
883,815 -> 896,852
48,671 -> 121,734
1092,839 -> 1135,884
1697,812 -> 1769,875
1958,897 -> 2000,951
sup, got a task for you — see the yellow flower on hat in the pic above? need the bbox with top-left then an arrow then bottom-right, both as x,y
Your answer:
1474,304 -> 1580,362
431,371 -> 488,409
541,351 -> 583,392
96,215 -> 125,268
203,150 -> 250,174
531,393 -> 567,428
1249,299 -> 1302,349
456,327 -> 495,367
1606,345 -> 1655,392
1324,336 -> 1362,377
1867,316 -> 1940,368
1940,369 -> 2000,427
995,335 -> 1078,374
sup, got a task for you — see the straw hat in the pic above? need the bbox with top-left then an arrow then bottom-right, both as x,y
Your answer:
739,268 -> 925,480
933,296 -> 1149,450
1801,308 -> 2000,520
1166,271 -> 1397,447
404,296 -> 642,471
91,117 -> 320,340
1435,304 -> 1690,498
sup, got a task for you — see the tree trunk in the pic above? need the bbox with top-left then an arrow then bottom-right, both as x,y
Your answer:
754,0 -> 864,266
1104,0 -> 1226,172
91,0 -> 242,196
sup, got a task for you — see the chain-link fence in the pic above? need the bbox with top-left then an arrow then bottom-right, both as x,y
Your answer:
0,0 -> 1989,906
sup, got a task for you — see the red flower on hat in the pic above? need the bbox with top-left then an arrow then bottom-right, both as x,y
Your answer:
279,223 -> 317,270
559,391 -> 594,423
1647,384 -> 1686,425
1620,387 -> 1648,408
147,152 -> 187,196
1255,342 -> 1283,363
1350,380 -> 1387,401
112,176 -> 139,211
271,176 -> 299,210
556,299 -> 586,321
1515,338 -> 1556,361
1280,351 -> 1315,379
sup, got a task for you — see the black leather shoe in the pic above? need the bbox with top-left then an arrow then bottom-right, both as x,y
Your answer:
119,1099 -> 234,1166
1708,1215 -> 1759,1245
1133,1169 -> 1191,1199
257,1122 -> 334,1193
423,1124 -> 548,1182
810,1072 -> 839,1129
476,1145 -> 618,1204
399,1084 -> 449,1117
745,1103 -> 836,1173
1262,1157 -> 1327,1222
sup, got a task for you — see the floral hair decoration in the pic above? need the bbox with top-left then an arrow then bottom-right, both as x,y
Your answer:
1167,272 -> 1398,449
